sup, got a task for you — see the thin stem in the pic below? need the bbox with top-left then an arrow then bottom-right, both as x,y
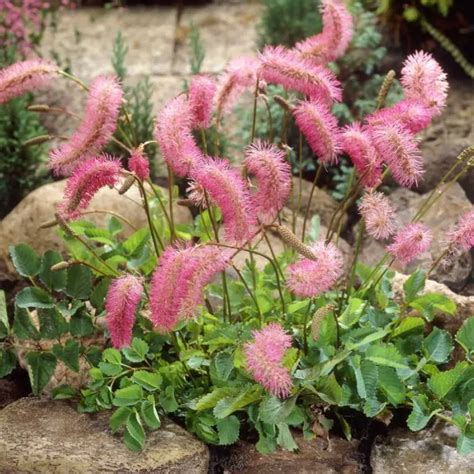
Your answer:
303,299 -> 312,355
346,220 -> 365,299
301,162 -> 323,241
167,166 -> 176,242
79,209 -> 138,231
262,96 -> 274,142
58,70 -> 89,91
251,77 -> 260,142
146,179 -> 174,234
263,231 -> 285,280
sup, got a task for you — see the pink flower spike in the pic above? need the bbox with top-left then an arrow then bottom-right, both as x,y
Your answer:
105,275 -> 143,348
259,46 -> 342,104
244,323 -> 293,399
129,147 -> 150,181
387,223 -> 432,264
49,75 -> 123,176
340,123 -> 382,188
154,95 -> 205,177
401,51 -> 448,116
358,191 -> 397,240
192,158 -> 257,245
244,141 -> 292,224
58,155 -> 122,220
447,210 -> 474,252
369,122 -> 424,188
293,99 -> 342,164
188,74 -> 216,129
0,59 -> 57,104
286,241 -> 344,298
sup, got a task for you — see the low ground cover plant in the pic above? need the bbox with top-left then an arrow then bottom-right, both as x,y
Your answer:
0,0 -> 473,455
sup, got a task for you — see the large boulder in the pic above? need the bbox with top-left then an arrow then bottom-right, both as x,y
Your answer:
0,398 -> 209,473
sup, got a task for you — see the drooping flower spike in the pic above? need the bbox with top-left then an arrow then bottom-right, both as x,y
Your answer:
154,95 -> 205,177
286,241 -> 344,298
447,210 -> 474,252
358,191 -> 397,240
387,223 -> 432,264
128,146 -> 150,181
191,158 -> 257,245
244,323 -> 293,398
244,141 -> 292,224
49,75 -> 123,176
188,74 -> 216,129
58,155 -> 122,220
0,59 -> 57,104
293,99 -> 342,164
105,275 -> 143,349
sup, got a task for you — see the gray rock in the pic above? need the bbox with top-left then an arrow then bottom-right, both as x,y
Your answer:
0,398 -> 209,473
371,422 -> 474,474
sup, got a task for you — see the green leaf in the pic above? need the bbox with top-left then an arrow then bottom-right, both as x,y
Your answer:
378,366 -> 405,405
51,384 -> 76,400
194,387 -> 239,411
315,374 -> 342,404
159,386 -> 178,413
110,406 -> 132,433
339,298 -> 364,329
26,351 -> 57,395
214,385 -> 262,419
366,344 -> 408,369
132,370 -> 162,391
52,339 -> 80,372
65,265 -> 92,299
98,362 -> 122,376
407,394 -> 441,431
428,363 -> 467,399
125,411 -> 145,450
0,349 -> 17,378
70,311 -> 94,337
217,416 -> 240,445
113,384 -> 144,407
259,396 -> 297,425
90,278 -> 111,312
457,431 -> 474,455
12,307 -> 40,340
122,228 -> 150,256
103,348 -> 122,365
391,317 -> 425,338
456,317 -> 474,354
9,244 -> 41,277
39,250 -> 67,291
141,399 -> 161,429
410,293 -> 456,321
15,287 -> 54,309
403,269 -> 426,303
0,290 -> 9,338
276,423 -> 298,451
122,338 -> 149,363
39,308 -> 68,339
363,398 -> 386,417
349,356 -> 378,399
423,328 -> 453,363
210,352 -> 234,383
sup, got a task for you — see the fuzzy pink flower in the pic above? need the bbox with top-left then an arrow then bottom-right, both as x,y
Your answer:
128,147 -> 150,181
369,122 -> 424,188
293,99 -> 342,164
358,191 -> 397,240
244,141 -> 292,224
259,46 -> 342,104
340,123 -> 382,188
105,275 -> 143,348
296,0 -> 353,63
215,56 -> 259,121
401,51 -> 448,116
244,323 -> 293,398
387,223 -> 432,264
58,155 -> 122,220
0,59 -> 57,104
191,158 -> 257,244
150,245 -> 230,333
49,75 -> 123,176
188,74 -> 216,129
447,210 -> 474,252
154,95 -> 205,177
366,99 -> 433,135
286,241 -> 344,298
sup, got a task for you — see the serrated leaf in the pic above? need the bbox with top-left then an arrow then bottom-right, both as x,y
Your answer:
159,385 -> 178,413
110,406 -> 132,433
70,311 -> 94,337
124,428 -> 143,452
410,293 -> 456,321
125,412 -> 145,450
339,298 -> 364,329
378,366 -> 405,405
0,349 -> 17,377
9,244 -> 41,277
39,250 -> 67,291
51,384 -> 76,400
366,344 -> 408,369
39,308 -> 68,339
391,317 -> 425,338
259,396 -> 297,425
214,385 -> 262,419
26,351 -> 57,395
363,398 -> 386,417
194,387 -> 239,411
423,328 -> 453,363
457,431 -> 474,455
90,278 -> 111,312
456,317 -> 474,354
99,362 -> 123,376
349,356 -> 378,399
12,307 -> 40,340
217,415 -> 240,445
122,338 -> 149,363
15,287 -> 54,309
315,374 -> 342,404
52,339 -> 80,372
141,399 -> 161,429
0,290 -> 9,337
210,352 -> 234,383
122,228 -> 150,256
113,384 -> 144,407
65,265 -> 92,299
276,423 -> 298,451
403,269 -> 426,303
132,370 -> 162,391
428,363 -> 467,399
407,394 -> 440,431
103,348 -> 122,365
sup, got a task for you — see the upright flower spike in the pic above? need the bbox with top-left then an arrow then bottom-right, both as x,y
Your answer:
244,323 -> 293,399
244,141 -> 292,224
192,158 -> 257,244
387,223 -> 432,264
0,59 -> 57,104
358,191 -> 397,240
105,275 -> 143,348
401,51 -> 448,116
259,46 -> 342,104
150,245 -> 230,333
49,75 -> 123,176
286,241 -> 344,298
369,121 -> 424,188
128,146 -> 150,181
447,210 -> 474,252
188,74 -> 216,129
340,123 -> 382,188
58,155 -> 122,220
154,95 -> 205,177
293,100 -> 342,164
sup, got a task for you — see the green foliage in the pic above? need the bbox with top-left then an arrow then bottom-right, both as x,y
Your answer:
189,23 -> 205,75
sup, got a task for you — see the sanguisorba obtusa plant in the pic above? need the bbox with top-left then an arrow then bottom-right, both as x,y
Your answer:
1,0 -> 474,455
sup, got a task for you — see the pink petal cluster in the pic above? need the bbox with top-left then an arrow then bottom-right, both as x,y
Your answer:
244,323 -> 293,398
370,122 -> 424,188
387,223 -> 432,264
188,74 -> 216,129
293,99 -> 342,164
49,75 -> 123,176
150,244 -> 230,333
0,59 -> 57,104
401,51 -> 448,116
105,274 -> 143,348
358,191 -> 396,240
58,155 -> 122,220
128,147 -> 150,181
192,158 -> 257,244
286,241 -> 344,298
154,95 -> 205,177
340,123 -> 382,188
244,141 -> 292,224
447,210 -> 474,252
259,46 -> 342,104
